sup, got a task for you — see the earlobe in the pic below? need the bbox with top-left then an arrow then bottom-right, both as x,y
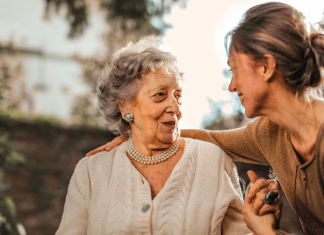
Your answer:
262,54 -> 276,82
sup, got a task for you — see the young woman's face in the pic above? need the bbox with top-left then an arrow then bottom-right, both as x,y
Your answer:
228,50 -> 270,118
126,69 -> 182,147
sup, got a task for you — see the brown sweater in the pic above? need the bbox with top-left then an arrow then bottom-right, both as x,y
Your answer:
181,116 -> 324,235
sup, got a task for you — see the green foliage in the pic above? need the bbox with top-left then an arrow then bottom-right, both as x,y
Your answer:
0,86 -> 26,235
0,40 -> 43,57
44,0 -> 89,39
0,132 -> 26,235
0,51 -> 30,113
0,134 -> 26,170
44,0 -> 187,39
0,107 -> 65,126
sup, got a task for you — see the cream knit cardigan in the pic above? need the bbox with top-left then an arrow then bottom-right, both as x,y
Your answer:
56,138 -> 252,235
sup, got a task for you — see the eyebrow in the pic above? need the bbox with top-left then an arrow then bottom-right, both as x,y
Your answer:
145,84 -> 182,95
145,84 -> 168,95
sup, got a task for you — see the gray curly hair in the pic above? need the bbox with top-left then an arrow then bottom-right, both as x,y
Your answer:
97,36 -> 184,135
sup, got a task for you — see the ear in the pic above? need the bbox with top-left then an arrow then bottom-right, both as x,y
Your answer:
260,54 -> 276,82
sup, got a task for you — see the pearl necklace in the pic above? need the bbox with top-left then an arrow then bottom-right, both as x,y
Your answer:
127,136 -> 180,164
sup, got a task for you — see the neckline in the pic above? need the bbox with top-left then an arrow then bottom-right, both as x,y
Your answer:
313,121 -> 324,158
287,121 -> 324,169
152,138 -> 192,202
119,138 -> 193,201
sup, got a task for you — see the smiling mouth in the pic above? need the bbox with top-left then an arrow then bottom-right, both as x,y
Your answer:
162,121 -> 176,126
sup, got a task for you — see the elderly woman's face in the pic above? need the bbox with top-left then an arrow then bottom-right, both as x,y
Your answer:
127,69 -> 182,146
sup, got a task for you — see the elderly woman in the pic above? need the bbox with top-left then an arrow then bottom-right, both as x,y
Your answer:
56,37 -> 253,234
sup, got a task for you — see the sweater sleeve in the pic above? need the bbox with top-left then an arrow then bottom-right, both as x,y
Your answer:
219,153 -> 253,235
56,157 -> 90,235
181,117 -> 269,164
316,123 -> 324,193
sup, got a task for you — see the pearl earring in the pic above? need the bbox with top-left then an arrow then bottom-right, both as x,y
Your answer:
123,111 -> 134,123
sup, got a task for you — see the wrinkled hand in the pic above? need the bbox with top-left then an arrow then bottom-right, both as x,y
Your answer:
86,135 -> 129,157
242,170 -> 283,235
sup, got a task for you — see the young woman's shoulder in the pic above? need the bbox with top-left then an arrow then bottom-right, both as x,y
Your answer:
246,116 -> 284,144
247,116 -> 278,132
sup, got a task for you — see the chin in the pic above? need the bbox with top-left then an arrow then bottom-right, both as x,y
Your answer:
244,108 -> 259,119
244,112 -> 253,118
160,131 -> 180,144
161,136 -> 178,144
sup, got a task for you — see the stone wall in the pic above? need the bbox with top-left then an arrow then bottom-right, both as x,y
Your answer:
1,116 -> 303,234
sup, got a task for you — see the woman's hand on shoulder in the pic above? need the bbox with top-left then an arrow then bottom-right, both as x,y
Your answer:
86,135 -> 129,157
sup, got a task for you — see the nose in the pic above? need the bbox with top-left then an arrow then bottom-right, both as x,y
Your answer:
228,78 -> 236,92
166,94 -> 181,114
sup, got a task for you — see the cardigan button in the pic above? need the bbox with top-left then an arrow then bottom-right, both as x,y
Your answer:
142,204 -> 151,213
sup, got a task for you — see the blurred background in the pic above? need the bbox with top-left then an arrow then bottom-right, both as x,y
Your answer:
1,0 -> 323,234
